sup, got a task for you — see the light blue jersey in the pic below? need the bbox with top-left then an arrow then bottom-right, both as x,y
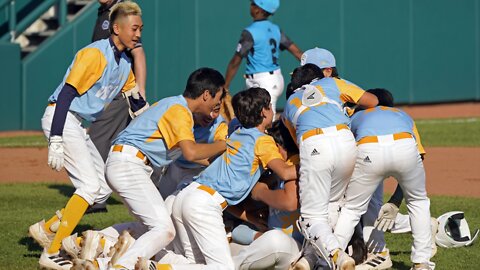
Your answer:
114,95 -> 195,168
48,39 -> 132,122
350,106 -> 415,141
195,127 -> 283,206
175,115 -> 227,169
244,20 -> 281,74
283,77 -> 366,144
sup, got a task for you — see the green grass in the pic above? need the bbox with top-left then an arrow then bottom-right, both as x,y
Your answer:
0,135 -> 47,148
1,117 -> 478,148
0,183 -> 478,269
416,117 -> 480,147
0,183 -> 133,270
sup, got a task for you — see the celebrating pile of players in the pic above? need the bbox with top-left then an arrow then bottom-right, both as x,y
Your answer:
29,1 -> 439,270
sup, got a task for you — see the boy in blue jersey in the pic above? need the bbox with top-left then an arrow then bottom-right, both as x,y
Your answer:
224,0 -> 303,119
283,48 -> 378,270
104,67 -> 227,270
136,87 -> 297,270
28,2 -> 143,269
334,89 -> 435,270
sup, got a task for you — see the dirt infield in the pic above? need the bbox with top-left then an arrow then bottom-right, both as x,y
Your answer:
0,102 -> 479,198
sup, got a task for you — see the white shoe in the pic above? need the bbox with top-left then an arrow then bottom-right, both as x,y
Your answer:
29,220 -> 55,248
430,217 -> 439,258
355,249 -> 392,270
80,230 -> 103,261
71,258 -> 99,270
39,249 -> 73,270
410,262 -> 435,270
135,257 -> 157,270
333,249 -> 355,270
107,230 -> 135,267
62,233 -> 81,259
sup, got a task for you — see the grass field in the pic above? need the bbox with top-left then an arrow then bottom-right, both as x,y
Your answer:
0,183 -> 478,270
0,117 -> 478,269
0,117 -> 479,148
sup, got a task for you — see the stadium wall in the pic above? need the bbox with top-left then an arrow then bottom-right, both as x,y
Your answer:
1,0 -> 479,130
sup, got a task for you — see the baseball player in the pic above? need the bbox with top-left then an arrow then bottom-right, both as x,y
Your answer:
28,3 -> 143,269
86,0 -> 148,214
105,67 -> 227,270
157,104 -> 228,199
283,48 -> 378,270
224,0 -> 302,119
136,87 -> 297,270
334,88 -> 435,270
229,119 -> 303,270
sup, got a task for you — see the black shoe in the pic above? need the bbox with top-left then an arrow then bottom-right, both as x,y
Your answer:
84,202 -> 108,214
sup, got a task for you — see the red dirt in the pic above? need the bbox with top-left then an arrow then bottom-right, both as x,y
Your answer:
0,102 -> 479,198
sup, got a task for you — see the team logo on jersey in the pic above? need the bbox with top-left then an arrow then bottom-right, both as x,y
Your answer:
363,156 -> 372,163
102,20 -> 110,30
311,148 -> 320,156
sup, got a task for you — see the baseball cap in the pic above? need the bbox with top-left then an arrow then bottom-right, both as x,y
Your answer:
300,47 -> 336,69
252,0 -> 280,14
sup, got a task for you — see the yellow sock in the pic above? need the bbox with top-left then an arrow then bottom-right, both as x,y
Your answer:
75,236 -> 82,246
100,237 -> 106,248
47,194 -> 89,253
157,264 -> 172,270
44,208 -> 64,234
332,249 -> 339,263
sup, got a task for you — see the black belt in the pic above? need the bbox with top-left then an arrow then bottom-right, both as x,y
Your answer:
245,71 -> 274,79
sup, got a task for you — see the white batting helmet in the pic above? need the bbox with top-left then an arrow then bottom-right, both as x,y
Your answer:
435,211 -> 479,248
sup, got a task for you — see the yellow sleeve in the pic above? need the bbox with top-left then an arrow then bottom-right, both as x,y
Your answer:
121,70 -> 136,92
334,78 -> 366,104
213,122 -> 228,141
65,48 -> 107,95
157,105 -> 195,149
254,135 -> 284,170
412,122 -> 426,155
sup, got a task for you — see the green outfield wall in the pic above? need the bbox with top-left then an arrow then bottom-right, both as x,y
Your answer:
1,0 -> 479,130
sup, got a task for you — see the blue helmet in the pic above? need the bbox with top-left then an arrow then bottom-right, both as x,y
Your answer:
253,0 -> 280,14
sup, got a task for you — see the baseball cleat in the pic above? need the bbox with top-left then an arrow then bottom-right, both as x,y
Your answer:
39,249 -> 73,270
355,249 -> 392,270
62,233 -> 81,259
80,230 -> 103,261
70,258 -> 99,270
332,249 -> 355,270
29,219 -> 55,248
410,262 -> 435,270
135,257 -> 157,270
108,230 -> 135,267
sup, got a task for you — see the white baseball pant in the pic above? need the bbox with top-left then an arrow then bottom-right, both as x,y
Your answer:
171,182 -> 234,270
232,230 -> 300,270
41,106 -> 111,205
245,69 -> 284,119
298,128 -> 357,254
106,149 -> 175,269
334,136 -> 433,264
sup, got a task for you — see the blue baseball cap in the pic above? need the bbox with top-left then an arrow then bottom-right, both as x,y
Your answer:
252,0 -> 280,14
300,47 -> 336,69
